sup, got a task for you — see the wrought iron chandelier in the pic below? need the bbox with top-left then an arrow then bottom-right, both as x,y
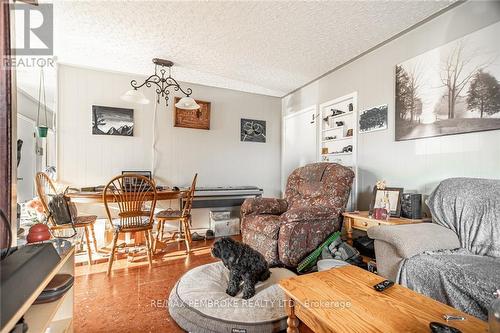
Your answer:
121,58 -> 200,110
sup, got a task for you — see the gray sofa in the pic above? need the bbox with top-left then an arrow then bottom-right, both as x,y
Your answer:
368,178 -> 500,320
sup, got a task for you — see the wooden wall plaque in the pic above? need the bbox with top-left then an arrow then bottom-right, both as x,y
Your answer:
174,97 -> 211,130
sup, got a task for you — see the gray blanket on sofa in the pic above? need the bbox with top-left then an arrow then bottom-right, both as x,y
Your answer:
398,248 -> 500,320
398,178 -> 500,320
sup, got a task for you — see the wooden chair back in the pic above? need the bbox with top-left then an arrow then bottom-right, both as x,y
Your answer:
103,174 -> 157,230
35,172 -> 58,227
181,174 -> 198,218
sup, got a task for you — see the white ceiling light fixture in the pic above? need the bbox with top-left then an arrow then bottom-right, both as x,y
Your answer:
121,89 -> 150,105
174,96 -> 200,110
121,58 -> 199,109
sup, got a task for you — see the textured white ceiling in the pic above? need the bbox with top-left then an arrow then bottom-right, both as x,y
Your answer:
53,0 -> 456,97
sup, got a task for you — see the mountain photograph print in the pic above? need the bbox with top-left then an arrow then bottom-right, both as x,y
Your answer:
92,105 -> 134,136
395,22 -> 500,141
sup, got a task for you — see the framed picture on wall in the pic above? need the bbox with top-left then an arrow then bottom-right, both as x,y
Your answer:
359,104 -> 388,133
174,97 -> 211,130
395,21 -> 500,141
241,118 -> 266,143
92,105 -> 134,136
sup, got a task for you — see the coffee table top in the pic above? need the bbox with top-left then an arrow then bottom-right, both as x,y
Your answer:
279,265 -> 487,333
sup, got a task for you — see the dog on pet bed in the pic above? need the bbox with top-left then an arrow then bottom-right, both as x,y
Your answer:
211,237 -> 271,299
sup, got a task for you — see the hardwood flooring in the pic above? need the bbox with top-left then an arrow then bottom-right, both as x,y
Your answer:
74,237 -> 312,333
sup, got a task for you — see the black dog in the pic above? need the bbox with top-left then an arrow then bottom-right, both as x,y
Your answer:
211,237 -> 271,299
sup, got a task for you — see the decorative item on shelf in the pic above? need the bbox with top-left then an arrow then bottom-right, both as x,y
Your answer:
241,118 -> 266,143
331,109 -> 345,117
342,145 -> 353,153
324,135 -> 336,140
348,103 -> 354,112
359,104 -> 388,134
174,97 -> 211,130
27,223 -> 51,243
36,67 -> 49,138
321,147 -> 329,155
120,58 -> 200,110
335,121 -> 344,127
395,22 -> 500,141
369,181 -> 403,218
346,128 -> 353,137
92,105 -> 134,136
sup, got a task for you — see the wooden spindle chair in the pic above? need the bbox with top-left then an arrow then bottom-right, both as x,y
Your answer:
154,174 -> 197,254
103,174 -> 157,276
35,172 -> 98,265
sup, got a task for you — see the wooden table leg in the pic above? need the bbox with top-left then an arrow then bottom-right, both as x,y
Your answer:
286,297 -> 299,333
345,217 -> 353,244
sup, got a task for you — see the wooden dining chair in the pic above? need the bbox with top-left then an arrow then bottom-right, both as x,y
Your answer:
35,172 -> 98,265
154,174 -> 197,254
103,174 -> 157,276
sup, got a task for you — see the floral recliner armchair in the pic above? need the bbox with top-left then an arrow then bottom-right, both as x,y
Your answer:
241,163 -> 354,267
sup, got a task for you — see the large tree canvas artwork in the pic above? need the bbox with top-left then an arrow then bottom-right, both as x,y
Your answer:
395,22 -> 500,141
92,105 -> 134,136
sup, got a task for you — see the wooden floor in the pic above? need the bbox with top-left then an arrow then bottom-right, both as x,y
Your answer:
74,237 -> 312,333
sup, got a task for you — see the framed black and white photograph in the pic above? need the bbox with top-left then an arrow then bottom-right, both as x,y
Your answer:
92,105 -> 134,136
359,104 -> 388,133
241,118 -> 266,143
395,22 -> 500,141
369,186 -> 403,217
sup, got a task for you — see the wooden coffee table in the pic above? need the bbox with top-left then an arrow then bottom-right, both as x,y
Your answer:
279,265 -> 487,333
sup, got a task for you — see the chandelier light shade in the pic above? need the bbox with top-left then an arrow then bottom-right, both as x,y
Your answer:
174,97 -> 200,110
121,58 -> 199,109
121,89 -> 150,105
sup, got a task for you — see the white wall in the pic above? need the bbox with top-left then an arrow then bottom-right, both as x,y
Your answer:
282,1 -> 500,209
57,65 -> 281,202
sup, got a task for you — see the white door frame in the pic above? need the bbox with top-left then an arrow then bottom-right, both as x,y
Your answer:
281,105 -> 318,194
16,114 -> 37,202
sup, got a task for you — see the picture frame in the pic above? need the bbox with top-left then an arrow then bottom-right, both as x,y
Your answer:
174,97 -> 211,130
395,22 -> 500,141
359,104 -> 388,134
92,105 -> 134,136
240,118 -> 266,143
369,186 -> 403,217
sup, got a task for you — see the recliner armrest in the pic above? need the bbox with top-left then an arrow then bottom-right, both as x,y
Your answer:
280,207 -> 340,223
241,197 -> 288,217
367,223 -> 460,259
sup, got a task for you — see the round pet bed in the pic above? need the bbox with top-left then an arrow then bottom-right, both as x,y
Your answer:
168,262 -> 296,333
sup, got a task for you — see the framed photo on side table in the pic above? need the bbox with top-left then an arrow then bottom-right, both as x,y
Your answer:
369,186 -> 403,217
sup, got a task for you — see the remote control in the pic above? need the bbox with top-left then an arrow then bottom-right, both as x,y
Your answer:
429,322 -> 462,333
373,279 -> 394,292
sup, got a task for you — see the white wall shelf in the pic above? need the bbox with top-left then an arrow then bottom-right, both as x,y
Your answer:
323,111 -> 354,120
321,137 -> 353,143
322,125 -> 344,132
318,92 -> 358,211
322,152 -> 352,156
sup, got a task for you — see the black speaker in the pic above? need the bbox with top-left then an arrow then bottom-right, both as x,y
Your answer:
401,193 -> 422,219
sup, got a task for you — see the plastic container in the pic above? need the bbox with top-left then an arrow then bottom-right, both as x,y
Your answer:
317,259 -> 349,272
